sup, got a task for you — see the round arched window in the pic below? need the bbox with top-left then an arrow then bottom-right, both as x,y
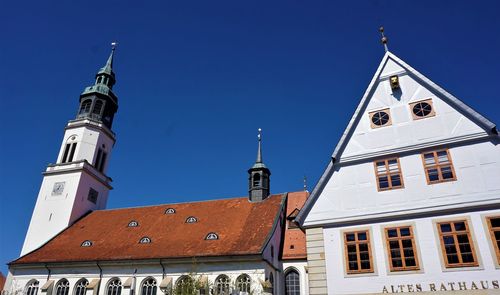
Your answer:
214,275 -> 230,295
412,101 -> 433,118
74,279 -> 89,295
141,278 -> 157,295
371,111 -> 390,127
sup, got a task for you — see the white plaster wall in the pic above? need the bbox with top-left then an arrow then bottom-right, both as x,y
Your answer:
283,261 -> 309,295
322,209 -> 500,294
306,140 -> 500,225
57,125 -> 114,172
341,57 -> 487,161
7,260 -> 271,295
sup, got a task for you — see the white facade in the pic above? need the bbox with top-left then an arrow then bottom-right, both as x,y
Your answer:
299,51 -> 500,294
21,119 -> 115,256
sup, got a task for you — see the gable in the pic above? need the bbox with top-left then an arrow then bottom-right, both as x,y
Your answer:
335,52 -> 496,164
296,51 -> 497,226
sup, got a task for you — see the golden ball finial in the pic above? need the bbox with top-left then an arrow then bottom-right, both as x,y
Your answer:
379,26 -> 384,33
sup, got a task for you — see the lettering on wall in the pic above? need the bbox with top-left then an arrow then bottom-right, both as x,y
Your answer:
382,280 -> 499,293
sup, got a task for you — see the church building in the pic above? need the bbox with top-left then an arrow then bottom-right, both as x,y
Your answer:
3,47 -> 309,295
296,30 -> 500,294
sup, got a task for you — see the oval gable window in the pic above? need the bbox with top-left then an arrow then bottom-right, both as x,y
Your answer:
369,109 -> 391,128
411,100 -> 434,119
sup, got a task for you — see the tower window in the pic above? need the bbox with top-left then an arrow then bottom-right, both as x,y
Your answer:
88,188 -> 98,204
94,148 -> 107,173
67,142 -> 77,162
253,174 -> 261,187
96,76 -> 102,84
93,100 -> 104,115
79,99 -> 92,115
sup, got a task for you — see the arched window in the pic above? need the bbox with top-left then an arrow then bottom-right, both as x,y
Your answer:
214,275 -> 230,295
79,99 -> 92,115
141,278 -> 157,295
253,174 -> 261,187
24,280 -> 39,295
55,279 -> 70,295
285,269 -> 300,295
175,276 -> 194,295
92,100 -> 104,115
61,136 -> 78,164
107,278 -> 122,295
236,274 -> 251,293
74,279 -> 89,295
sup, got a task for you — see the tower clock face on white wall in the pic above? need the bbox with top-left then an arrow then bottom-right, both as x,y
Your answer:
52,182 -> 66,196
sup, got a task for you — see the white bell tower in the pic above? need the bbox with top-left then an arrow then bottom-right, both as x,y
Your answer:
21,45 -> 120,256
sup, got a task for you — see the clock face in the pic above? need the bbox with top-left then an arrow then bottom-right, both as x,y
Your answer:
52,182 -> 65,196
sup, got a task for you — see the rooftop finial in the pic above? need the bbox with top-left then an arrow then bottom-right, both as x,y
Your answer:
303,175 -> 308,192
111,41 -> 118,51
379,26 -> 389,52
256,128 -> 262,163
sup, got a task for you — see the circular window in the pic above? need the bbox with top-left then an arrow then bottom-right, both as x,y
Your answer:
371,111 -> 390,126
412,102 -> 432,117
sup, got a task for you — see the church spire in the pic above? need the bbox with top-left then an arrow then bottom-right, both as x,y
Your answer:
248,128 -> 271,202
77,43 -> 119,129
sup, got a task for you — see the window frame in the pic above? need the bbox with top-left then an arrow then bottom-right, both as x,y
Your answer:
436,219 -> 479,268
236,274 -> 251,293
421,149 -> 457,184
486,216 -> 500,264
409,98 -> 435,120
73,279 -> 89,295
373,157 -> 405,191
140,277 -> 157,295
343,229 -> 374,274
284,268 -> 300,295
384,226 -> 420,272
369,108 -> 392,129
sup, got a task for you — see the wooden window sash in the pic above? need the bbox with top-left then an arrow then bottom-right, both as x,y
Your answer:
437,220 -> 478,268
344,230 -> 374,274
369,109 -> 392,129
487,217 -> 500,264
385,226 -> 420,271
421,149 -> 457,184
409,98 -> 435,120
374,158 -> 404,191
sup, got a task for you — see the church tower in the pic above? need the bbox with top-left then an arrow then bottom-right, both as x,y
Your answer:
248,129 -> 271,202
21,45 -> 119,256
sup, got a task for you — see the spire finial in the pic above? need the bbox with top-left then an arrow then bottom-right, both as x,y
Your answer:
303,175 -> 308,192
379,26 -> 389,52
256,128 -> 262,163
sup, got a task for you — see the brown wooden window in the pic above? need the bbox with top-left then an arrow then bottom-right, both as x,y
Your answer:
410,99 -> 435,120
487,217 -> 500,264
385,226 -> 419,271
374,158 -> 404,191
369,109 -> 392,128
422,149 -> 456,184
344,230 -> 373,274
437,220 -> 478,267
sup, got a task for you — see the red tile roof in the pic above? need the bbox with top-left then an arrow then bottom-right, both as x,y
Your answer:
12,194 -> 286,265
0,272 -> 5,291
282,191 -> 308,260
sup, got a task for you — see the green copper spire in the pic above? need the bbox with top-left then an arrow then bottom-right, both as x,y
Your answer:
252,128 -> 267,169
98,42 -> 116,76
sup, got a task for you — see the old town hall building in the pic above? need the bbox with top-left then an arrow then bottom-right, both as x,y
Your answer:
3,33 -> 500,295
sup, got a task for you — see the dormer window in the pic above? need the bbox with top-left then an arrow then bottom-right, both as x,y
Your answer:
128,220 -> 139,227
410,99 -> 435,119
81,240 -> 93,247
165,208 -> 176,214
369,109 -> 392,128
205,232 -> 219,240
186,216 -> 198,223
139,237 -> 151,244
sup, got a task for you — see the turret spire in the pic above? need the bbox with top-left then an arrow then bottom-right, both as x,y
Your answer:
248,128 -> 271,202
99,42 -> 117,76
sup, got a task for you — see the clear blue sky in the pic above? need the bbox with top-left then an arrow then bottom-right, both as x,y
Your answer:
1,0 -> 499,274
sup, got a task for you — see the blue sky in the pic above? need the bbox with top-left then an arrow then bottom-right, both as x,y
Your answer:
0,0 -> 499,274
